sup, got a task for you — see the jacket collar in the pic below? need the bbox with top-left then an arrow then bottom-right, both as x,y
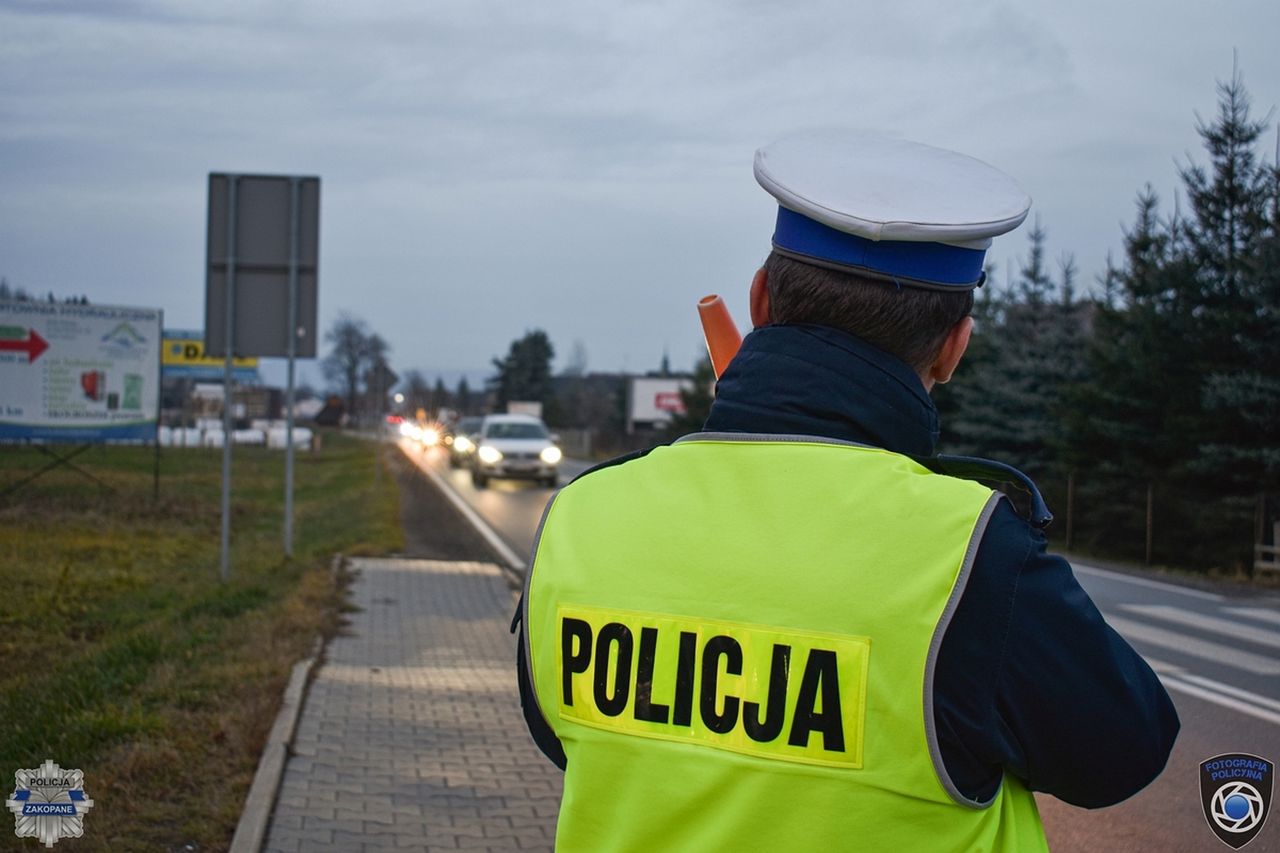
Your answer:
702,323 -> 939,457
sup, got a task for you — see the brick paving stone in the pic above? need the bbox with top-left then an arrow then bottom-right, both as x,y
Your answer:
262,837 -> 301,853
264,558 -> 562,852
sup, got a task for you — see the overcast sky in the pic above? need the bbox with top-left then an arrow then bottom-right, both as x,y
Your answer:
3,0 -> 1278,388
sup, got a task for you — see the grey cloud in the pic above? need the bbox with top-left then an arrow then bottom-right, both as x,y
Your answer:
1,1 -> 1277,377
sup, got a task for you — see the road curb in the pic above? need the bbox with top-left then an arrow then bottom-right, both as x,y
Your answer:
228,556 -> 340,853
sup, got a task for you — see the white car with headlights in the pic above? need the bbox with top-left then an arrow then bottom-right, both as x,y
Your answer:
470,414 -> 562,489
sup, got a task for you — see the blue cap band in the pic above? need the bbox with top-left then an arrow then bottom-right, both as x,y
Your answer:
772,206 -> 987,288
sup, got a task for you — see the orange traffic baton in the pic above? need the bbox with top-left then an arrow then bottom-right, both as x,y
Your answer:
697,295 -> 743,380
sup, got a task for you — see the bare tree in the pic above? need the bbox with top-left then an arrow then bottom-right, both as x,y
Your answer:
402,369 -> 431,416
360,333 -> 395,420
323,314 -> 371,417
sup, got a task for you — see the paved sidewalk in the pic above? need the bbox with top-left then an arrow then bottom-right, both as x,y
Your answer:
264,557 -> 563,852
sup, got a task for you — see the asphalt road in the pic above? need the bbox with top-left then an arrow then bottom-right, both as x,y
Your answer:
399,438 -> 1280,851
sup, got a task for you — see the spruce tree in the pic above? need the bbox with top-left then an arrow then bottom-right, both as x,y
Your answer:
664,356 -> 715,438
455,377 -> 472,415
1194,75 -> 1280,494
489,330 -> 556,412
1065,64 -> 1277,567
942,223 -> 1088,489
1065,188 -> 1188,481
432,377 -> 449,416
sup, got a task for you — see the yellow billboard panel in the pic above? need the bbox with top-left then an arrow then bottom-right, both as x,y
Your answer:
162,337 -> 258,369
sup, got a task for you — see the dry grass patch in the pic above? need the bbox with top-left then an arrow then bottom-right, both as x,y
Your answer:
0,434 -> 402,851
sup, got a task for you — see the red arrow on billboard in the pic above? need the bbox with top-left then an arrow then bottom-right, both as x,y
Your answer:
0,330 -> 50,363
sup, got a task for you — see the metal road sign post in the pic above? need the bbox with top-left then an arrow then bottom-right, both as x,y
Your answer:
220,176 -> 237,582
284,177 -> 301,558
206,173 -> 320,580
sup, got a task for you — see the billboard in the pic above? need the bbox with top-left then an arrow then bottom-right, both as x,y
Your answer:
628,376 -> 691,430
0,301 -> 162,442
162,328 -> 259,382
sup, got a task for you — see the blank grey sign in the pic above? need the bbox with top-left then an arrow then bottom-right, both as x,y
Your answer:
206,174 -> 320,358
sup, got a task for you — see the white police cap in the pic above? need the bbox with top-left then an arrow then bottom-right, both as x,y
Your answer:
754,131 -> 1031,290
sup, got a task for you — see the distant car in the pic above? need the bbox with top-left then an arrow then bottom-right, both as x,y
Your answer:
446,416 -> 484,468
416,421 -> 442,448
470,414 -> 562,489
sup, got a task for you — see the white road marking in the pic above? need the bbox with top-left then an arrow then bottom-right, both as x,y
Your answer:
1073,563 -> 1224,602
1225,606 -> 1280,627
1159,675 -> 1280,727
1174,673 -> 1280,715
1119,604 -> 1280,650
1144,658 -> 1280,726
1106,616 -> 1280,676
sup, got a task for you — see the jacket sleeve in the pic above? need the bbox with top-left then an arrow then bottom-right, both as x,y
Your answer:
513,597 -> 567,770
966,501 -> 1180,807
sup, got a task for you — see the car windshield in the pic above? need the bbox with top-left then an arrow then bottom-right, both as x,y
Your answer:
457,418 -> 482,434
485,422 -> 548,439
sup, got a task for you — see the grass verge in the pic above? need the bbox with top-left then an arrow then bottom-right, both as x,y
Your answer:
0,433 -> 403,852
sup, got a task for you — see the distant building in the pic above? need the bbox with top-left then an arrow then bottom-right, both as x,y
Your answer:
626,375 -> 693,434
160,329 -> 268,426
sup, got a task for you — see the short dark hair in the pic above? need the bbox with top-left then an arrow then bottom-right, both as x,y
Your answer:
764,251 -> 974,372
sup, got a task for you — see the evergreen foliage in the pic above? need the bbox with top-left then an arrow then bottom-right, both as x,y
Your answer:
489,329 -> 557,412
940,222 -> 1090,485
1190,70 -> 1280,494
0,278 -> 89,303
1060,66 -> 1277,569
664,356 -> 715,438
455,377 -> 473,415
432,377 -> 449,415
939,64 -> 1277,571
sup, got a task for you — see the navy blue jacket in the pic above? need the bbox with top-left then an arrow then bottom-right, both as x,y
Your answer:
703,323 -> 1179,807
517,323 -> 1178,808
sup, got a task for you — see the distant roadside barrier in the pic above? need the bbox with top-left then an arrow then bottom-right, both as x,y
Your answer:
158,422 -> 314,451
1031,471 -> 1278,579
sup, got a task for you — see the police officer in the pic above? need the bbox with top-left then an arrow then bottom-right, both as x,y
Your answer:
515,131 -> 1179,851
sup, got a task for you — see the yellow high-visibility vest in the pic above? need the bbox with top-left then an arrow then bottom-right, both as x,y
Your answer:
524,434 -> 1049,852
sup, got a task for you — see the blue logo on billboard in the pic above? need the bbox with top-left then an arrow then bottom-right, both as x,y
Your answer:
100,322 -> 146,354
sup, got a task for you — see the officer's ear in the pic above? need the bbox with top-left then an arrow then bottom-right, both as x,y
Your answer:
749,267 -> 771,328
926,315 -> 973,388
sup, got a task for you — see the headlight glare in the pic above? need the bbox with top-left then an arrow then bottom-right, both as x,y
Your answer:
477,445 -> 503,465
540,446 -> 562,465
